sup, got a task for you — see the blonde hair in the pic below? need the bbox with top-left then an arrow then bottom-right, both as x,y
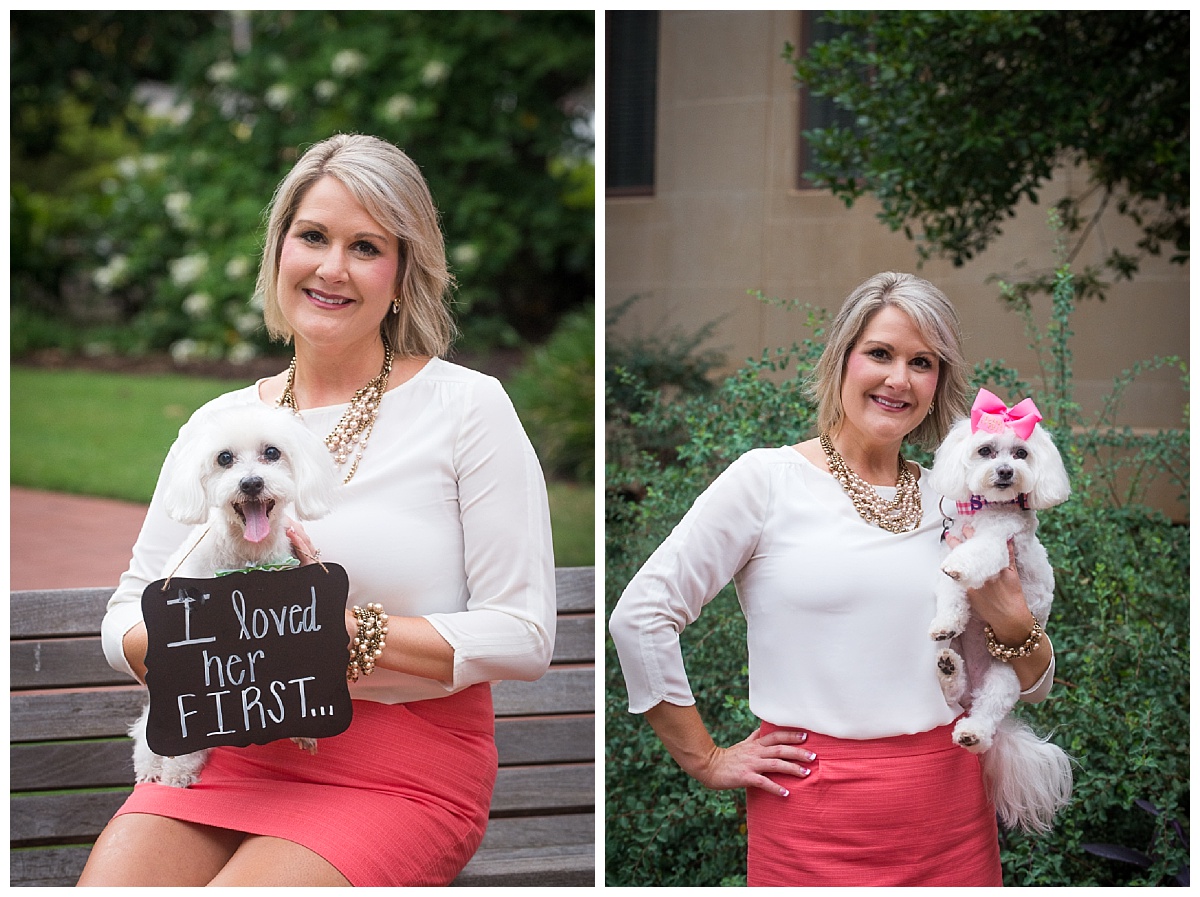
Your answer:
256,133 -> 456,356
809,272 -> 969,451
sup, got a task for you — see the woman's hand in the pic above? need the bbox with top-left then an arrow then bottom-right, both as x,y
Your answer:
285,520 -> 322,566
644,702 -> 815,797
691,727 -> 816,797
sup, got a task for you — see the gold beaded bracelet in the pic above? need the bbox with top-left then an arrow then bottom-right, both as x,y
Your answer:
984,618 -> 1044,662
347,602 -> 389,682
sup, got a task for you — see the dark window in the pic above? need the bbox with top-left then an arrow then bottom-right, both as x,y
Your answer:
797,11 -> 860,188
606,11 -> 658,195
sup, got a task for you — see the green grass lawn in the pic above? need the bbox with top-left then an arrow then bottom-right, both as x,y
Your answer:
11,366 -> 595,566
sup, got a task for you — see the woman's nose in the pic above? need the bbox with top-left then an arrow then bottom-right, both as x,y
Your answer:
316,247 -> 348,282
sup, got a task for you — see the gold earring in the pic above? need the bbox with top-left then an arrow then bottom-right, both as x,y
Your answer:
927,400 -> 936,417
392,297 -> 401,314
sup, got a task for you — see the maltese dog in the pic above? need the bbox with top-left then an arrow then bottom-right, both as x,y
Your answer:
926,388 -> 1073,832
130,404 -> 340,788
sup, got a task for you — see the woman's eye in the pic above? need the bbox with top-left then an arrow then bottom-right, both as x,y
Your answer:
263,446 -> 282,462
299,230 -> 326,245
352,240 -> 381,257
912,356 -> 934,370
217,451 -> 234,467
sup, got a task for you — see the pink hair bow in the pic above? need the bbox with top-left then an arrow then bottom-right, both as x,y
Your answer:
970,388 -> 1042,440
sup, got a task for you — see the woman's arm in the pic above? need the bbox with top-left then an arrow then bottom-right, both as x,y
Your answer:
958,537 -> 1054,693
644,701 -> 815,797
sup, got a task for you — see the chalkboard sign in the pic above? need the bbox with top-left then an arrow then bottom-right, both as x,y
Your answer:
141,563 -> 353,756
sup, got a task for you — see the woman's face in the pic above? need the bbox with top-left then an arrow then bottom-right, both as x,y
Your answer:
277,176 -> 400,353
839,305 -> 940,446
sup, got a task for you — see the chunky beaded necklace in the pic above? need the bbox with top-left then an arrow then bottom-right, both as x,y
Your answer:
276,337 -> 394,485
819,432 -> 922,534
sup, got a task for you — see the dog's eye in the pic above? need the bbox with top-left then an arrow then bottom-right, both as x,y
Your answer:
1013,448 -> 1028,460
978,446 -> 994,459
217,451 -> 234,467
263,446 -> 282,462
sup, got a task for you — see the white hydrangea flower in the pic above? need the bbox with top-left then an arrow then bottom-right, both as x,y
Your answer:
182,292 -> 212,318
207,60 -> 237,84
169,254 -> 208,287
170,338 -> 200,363
451,243 -> 480,267
264,83 -> 293,110
164,192 -> 193,228
235,312 -> 261,335
421,59 -> 450,86
92,255 -> 129,293
228,342 -> 259,364
331,49 -> 367,77
382,94 -> 416,122
225,256 -> 251,279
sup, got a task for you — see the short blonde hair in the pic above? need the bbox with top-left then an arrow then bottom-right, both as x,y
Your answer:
256,133 -> 456,356
809,272 -> 969,451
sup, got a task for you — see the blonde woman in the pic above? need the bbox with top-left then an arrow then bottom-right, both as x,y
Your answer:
80,134 -> 556,887
610,273 -> 1056,886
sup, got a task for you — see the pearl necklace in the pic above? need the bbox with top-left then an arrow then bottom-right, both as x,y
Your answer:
276,338 -> 394,484
819,432 -> 922,533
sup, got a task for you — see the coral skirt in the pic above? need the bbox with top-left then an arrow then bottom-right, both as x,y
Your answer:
746,720 -> 1003,886
115,684 -> 497,886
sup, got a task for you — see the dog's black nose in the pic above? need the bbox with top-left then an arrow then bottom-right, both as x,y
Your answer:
240,475 -> 265,496
995,464 -> 1014,482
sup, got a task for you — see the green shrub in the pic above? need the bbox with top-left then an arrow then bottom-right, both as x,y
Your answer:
604,265 -> 1188,886
508,303 -> 595,483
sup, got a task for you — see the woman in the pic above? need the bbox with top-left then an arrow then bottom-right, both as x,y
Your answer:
608,272 -> 1056,886
79,134 -> 556,887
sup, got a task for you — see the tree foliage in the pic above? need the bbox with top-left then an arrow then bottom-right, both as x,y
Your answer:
787,11 -> 1188,290
11,11 -> 594,360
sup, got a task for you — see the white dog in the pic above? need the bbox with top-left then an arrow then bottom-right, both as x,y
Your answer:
130,404 -> 340,788
926,389 -> 1073,833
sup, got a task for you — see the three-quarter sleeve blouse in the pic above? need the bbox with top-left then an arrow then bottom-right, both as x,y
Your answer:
609,446 -> 1052,740
101,357 -> 557,703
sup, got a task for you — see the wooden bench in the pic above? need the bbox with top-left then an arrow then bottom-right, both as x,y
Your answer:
10,566 -> 595,887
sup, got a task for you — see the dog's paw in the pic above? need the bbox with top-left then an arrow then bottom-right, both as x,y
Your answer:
935,648 -> 966,703
952,719 -> 992,754
292,737 -> 318,754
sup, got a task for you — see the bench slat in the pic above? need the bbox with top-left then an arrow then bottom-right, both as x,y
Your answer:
11,615 -> 593,690
13,667 -> 592,742
10,568 -> 593,641
12,715 -> 594,792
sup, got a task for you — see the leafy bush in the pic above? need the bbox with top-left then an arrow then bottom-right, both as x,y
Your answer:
507,303 -> 595,483
604,266 -> 1188,886
11,11 -> 594,360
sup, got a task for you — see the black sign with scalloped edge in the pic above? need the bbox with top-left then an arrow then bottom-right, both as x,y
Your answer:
140,563 -> 353,756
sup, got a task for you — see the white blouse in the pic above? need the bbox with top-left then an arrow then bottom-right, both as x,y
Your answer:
609,446 -> 1052,740
101,358 -> 556,704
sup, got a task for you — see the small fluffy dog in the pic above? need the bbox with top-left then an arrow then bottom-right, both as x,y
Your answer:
130,404 -> 340,788
926,388 -> 1073,833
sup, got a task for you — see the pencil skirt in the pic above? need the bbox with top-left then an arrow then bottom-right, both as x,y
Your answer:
746,719 -> 1003,886
114,684 -> 497,886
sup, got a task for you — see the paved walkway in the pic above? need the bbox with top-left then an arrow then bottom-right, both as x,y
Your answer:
10,487 -> 149,591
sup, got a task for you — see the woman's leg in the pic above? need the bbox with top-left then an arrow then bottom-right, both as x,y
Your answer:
207,834 -> 351,886
76,813 -> 245,886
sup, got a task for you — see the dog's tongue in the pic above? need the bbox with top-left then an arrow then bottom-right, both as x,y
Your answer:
241,500 -> 271,544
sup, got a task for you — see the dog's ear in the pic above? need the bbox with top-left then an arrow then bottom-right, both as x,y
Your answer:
1023,425 -> 1071,509
280,413 -> 341,520
160,423 -> 215,525
927,419 -> 976,500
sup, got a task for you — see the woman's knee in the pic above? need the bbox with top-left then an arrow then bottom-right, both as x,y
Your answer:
76,814 -> 244,886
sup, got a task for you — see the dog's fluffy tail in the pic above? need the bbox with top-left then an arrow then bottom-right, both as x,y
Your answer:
982,716 -> 1073,833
